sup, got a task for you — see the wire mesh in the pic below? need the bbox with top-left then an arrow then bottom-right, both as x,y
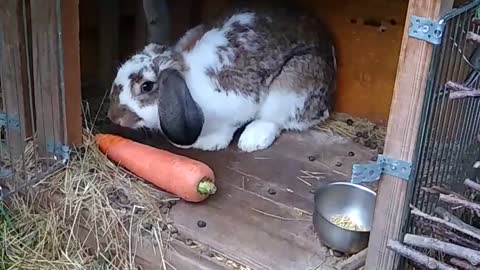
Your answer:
403,1 -> 480,268
0,0 -> 67,201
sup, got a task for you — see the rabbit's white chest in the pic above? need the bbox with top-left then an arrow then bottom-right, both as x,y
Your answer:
185,68 -> 258,125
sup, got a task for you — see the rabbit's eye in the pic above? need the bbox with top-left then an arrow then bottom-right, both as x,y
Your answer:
141,81 -> 154,93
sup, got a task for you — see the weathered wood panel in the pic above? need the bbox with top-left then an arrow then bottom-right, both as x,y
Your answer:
0,0 -> 33,159
61,0 -> 82,146
106,124 -> 377,270
30,0 -> 82,157
364,1 -> 454,269
97,0 -> 119,94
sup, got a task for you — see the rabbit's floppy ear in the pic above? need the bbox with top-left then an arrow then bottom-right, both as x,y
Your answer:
157,69 -> 204,146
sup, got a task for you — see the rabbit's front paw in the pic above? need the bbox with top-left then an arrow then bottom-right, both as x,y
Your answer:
193,129 -> 235,151
238,120 -> 281,152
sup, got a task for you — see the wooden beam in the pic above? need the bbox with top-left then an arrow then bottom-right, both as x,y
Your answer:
30,0 -> 82,158
98,0 -> 119,94
143,0 -> 171,43
134,0 -> 147,50
0,0 -> 33,158
60,0 -> 82,146
364,1 -> 454,269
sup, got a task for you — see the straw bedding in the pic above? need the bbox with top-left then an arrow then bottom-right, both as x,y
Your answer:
0,99 -> 386,270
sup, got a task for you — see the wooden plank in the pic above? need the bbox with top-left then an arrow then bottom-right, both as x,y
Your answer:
98,0 -> 119,93
364,1 -> 454,270
171,181 -> 333,270
297,0 -> 409,124
134,0 -> 147,50
30,0 -> 82,157
0,0 -> 33,158
143,0 -> 170,43
105,125 -> 376,269
61,0 -> 82,146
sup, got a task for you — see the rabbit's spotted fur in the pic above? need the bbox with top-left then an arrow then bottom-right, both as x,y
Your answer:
107,7 -> 336,152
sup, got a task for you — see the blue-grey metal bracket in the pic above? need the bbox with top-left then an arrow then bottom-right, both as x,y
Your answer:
47,142 -> 71,161
408,16 -> 445,45
351,155 -> 412,184
0,113 -> 20,129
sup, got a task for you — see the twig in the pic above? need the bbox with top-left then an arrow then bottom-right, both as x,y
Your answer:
404,234 -> 480,266
446,81 -> 480,99
446,81 -> 474,92
439,194 -> 480,214
472,18 -> 480,26
334,248 -> 367,270
450,258 -> 480,270
450,90 -> 480,99
467,31 -> 480,45
422,185 -> 468,200
297,177 -> 312,187
465,179 -> 480,193
387,240 -> 456,270
411,207 -> 480,241
434,207 -> 480,236
250,208 -> 310,222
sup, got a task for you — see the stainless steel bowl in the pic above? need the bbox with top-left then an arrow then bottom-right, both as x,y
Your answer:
313,182 -> 376,254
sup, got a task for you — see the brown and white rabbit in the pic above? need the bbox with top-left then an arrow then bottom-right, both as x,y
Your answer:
107,7 -> 336,152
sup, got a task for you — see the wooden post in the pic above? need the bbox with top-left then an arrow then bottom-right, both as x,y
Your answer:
0,0 -> 33,158
364,1 -> 454,270
98,0 -> 119,95
143,0 -> 171,43
30,0 -> 82,158
135,0 -> 147,50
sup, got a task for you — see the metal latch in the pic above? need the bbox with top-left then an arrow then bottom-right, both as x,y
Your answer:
0,113 -> 20,129
408,16 -> 445,45
351,155 -> 412,184
47,142 -> 71,161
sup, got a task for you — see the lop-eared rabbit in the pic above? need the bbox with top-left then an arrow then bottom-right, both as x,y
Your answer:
107,6 -> 336,152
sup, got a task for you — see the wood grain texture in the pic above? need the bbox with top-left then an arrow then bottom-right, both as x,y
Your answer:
134,0 -> 147,50
61,0 -> 82,146
364,1 -> 454,270
0,0 -> 32,158
30,0 -> 82,156
298,0 -> 408,124
30,0 -> 63,156
97,0 -> 119,94
107,125 -> 377,270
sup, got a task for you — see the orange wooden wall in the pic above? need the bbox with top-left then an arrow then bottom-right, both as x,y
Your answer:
299,0 -> 409,124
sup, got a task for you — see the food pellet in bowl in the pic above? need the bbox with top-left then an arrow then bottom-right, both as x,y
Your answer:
328,214 -> 367,231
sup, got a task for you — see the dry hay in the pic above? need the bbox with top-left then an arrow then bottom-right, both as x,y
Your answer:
1,129 -> 253,270
319,112 -> 386,151
1,131 -> 177,270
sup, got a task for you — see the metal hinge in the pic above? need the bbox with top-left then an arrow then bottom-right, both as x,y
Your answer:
351,155 -> 412,184
408,16 -> 445,45
47,142 -> 71,161
0,113 -> 20,129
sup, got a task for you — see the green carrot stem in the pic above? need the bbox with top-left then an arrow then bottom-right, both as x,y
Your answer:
197,180 -> 217,196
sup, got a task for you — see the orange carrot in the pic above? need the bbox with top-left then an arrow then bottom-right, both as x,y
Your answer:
95,133 -> 216,202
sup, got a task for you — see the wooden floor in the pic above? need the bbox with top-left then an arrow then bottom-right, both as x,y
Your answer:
119,127 -> 378,270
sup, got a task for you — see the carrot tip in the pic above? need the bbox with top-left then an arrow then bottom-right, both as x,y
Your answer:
197,180 -> 217,196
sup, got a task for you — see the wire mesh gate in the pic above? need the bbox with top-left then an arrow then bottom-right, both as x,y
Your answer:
0,0 -> 80,201
403,0 -> 480,268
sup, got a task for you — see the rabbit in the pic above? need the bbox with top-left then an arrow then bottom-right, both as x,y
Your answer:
107,7 -> 336,153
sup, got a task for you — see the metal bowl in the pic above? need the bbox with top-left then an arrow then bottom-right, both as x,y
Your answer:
313,182 -> 376,254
